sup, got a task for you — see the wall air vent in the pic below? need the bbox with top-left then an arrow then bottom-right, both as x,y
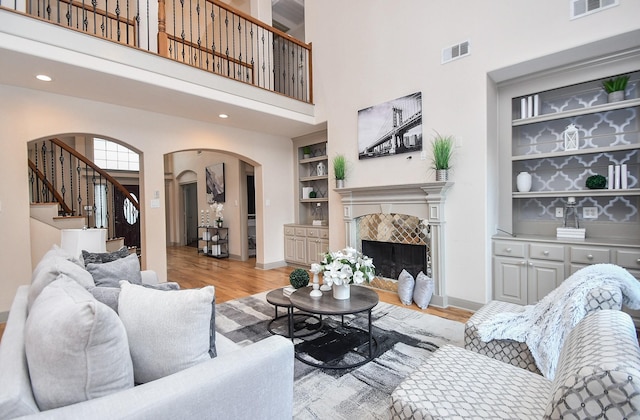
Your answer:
441,40 -> 470,64
570,0 -> 618,19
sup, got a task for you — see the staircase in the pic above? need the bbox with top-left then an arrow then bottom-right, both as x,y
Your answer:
28,138 -> 141,253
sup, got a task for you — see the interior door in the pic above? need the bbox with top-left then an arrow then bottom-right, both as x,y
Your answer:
183,183 -> 198,247
114,184 -> 140,249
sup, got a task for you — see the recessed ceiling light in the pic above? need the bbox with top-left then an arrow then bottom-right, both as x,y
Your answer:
218,114 -> 229,119
36,74 -> 52,82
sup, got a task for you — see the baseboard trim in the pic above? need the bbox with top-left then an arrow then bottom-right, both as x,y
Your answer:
256,260 -> 287,270
447,296 -> 483,313
0,311 -> 8,323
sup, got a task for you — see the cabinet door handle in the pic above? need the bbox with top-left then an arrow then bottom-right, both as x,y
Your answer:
637,258 -> 640,264
543,250 -> 549,256
528,262 -> 533,266
520,261 -> 526,266
587,254 -> 593,260
505,248 -> 512,253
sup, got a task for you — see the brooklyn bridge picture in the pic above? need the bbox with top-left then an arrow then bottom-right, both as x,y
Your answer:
358,92 -> 422,160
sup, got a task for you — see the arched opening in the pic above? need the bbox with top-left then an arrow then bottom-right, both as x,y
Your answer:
165,150 -> 258,263
27,134 -> 144,260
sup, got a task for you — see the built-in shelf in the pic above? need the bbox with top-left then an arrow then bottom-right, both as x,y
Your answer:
512,97 -> 640,126
512,144 -> 640,161
513,188 -> 640,199
300,175 -> 328,182
300,155 -> 328,164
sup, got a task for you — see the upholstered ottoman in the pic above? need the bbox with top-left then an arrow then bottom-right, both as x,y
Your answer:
390,344 -> 550,419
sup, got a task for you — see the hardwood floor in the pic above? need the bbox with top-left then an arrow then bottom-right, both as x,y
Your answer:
0,247 -> 473,342
167,245 -> 473,324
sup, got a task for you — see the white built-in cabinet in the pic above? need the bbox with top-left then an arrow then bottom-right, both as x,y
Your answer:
494,52 -> 640,322
285,130 -> 330,266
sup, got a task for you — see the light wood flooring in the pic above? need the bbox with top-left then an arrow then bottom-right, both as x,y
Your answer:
0,246 -> 473,342
167,245 -> 473,323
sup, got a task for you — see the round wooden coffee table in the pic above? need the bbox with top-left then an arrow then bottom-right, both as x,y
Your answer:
289,285 -> 379,369
265,288 -> 320,338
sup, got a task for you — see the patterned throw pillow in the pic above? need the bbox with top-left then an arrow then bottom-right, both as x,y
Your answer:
82,246 -> 130,267
397,269 -> 415,305
413,271 -> 434,309
86,253 -> 142,288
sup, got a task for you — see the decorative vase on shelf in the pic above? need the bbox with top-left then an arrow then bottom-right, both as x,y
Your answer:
216,219 -> 223,228
333,283 -> 350,300
516,171 -> 532,192
435,169 -> 449,182
608,91 -> 625,103
317,161 -> 326,176
336,179 -> 345,189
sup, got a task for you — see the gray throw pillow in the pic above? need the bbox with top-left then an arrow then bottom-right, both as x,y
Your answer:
87,254 -> 142,288
118,281 -> 216,384
413,271 -> 434,309
28,256 -> 95,311
91,283 -> 182,314
82,246 -> 130,267
25,276 -> 134,411
397,269 -> 415,305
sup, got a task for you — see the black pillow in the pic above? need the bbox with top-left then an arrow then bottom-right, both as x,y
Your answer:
82,246 -> 130,267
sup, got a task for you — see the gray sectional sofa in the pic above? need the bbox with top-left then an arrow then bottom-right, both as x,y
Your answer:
0,246 -> 294,419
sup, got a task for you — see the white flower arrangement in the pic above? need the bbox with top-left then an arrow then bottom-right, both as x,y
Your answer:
315,247 -> 375,286
210,201 -> 224,221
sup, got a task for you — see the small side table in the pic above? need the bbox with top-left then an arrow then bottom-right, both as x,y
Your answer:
265,288 -> 320,338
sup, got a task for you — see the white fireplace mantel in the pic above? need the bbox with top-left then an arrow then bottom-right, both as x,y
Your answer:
336,182 -> 454,307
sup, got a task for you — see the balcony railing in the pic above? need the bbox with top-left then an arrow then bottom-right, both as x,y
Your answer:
5,0 -> 312,103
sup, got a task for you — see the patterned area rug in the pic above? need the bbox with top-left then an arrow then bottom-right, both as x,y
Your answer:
216,291 -> 464,420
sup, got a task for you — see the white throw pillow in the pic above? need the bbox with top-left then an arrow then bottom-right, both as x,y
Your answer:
118,281 -> 215,384
28,255 -> 95,311
25,276 -> 134,411
397,269 -> 415,305
413,271 -> 434,309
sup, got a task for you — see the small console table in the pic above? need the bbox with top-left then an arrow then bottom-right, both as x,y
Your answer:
197,226 -> 229,259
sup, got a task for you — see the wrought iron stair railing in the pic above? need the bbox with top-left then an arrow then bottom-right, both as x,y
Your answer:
28,138 -> 140,246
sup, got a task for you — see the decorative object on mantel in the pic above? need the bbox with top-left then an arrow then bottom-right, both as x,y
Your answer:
309,264 -> 323,298
333,154 -> 347,188
317,161 -> 326,176
586,174 -> 607,189
557,196 -> 585,239
431,131 -> 454,182
516,171 -> 532,192
563,123 -> 579,151
317,247 -> 375,300
602,75 -> 629,103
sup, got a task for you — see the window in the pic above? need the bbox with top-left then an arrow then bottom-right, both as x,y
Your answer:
93,138 -> 139,171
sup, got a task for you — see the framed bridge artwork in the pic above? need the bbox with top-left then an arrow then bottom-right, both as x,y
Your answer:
358,92 -> 423,160
206,162 -> 225,203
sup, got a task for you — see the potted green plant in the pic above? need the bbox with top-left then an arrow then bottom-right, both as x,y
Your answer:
333,154 -> 347,188
289,268 -> 310,289
431,132 -> 454,181
302,146 -> 312,159
602,75 -> 629,103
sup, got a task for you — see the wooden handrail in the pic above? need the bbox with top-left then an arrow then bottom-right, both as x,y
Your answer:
50,138 -> 140,211
166,33 -> 255,72
27,159 -> 74,215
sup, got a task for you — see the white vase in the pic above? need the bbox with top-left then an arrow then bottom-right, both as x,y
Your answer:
332,283 -> 350,300
516,171 -> 532,192
336,179 -> 345,189
435,169 -> 449,181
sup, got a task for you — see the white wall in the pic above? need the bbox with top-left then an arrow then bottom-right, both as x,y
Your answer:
306,0 -> 640,307
0,84 -> 294,313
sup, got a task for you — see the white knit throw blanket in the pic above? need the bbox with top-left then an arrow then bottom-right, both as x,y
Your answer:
478,264 -> 640,379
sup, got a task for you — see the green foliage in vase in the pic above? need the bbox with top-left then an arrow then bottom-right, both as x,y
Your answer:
302,146 -> 312,156
431,132 -> 455,170
289,268 -> 310,288
602,75 -> 629,93
586,174 -> 607,189
333,154 -> 347,180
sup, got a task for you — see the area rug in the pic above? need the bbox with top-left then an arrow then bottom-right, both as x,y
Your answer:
216,291 -> 464,420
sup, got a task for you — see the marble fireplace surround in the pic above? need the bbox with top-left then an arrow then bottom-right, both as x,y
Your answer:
337,182 -> 453,308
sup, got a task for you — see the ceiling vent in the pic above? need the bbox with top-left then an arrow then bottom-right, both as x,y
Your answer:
441,40 -> 470,64
570,0 -> 618,19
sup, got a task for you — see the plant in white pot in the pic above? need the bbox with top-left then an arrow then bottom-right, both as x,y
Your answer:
333,154 -> 347,188
602,75 -> 629,103
431,132 -> 454,181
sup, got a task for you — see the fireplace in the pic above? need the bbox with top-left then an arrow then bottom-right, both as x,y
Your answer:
337,183 -> 452,307
362,240 -> 427,280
